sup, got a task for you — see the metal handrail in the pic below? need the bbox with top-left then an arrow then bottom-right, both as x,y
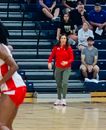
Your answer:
21,3 -> 41,56
21,3 -> 36,36
35,21 -> 42,56
36,30 -> 41,56
7,1 -> 10,18
21,6 -> 25,36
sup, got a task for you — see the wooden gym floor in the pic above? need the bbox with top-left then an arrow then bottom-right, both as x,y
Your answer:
14,101 -> 106,130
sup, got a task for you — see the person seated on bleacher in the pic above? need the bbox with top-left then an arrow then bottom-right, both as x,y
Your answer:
89,3 -> 106,39
56,12 -> 77,45
62,0 -> 83,13
78,22 -> 94,51
70,3 -> 89,31
38,0 -> 60,20
80,37 -> 100,82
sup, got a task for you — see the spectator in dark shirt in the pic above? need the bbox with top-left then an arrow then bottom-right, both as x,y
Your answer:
70,3 -> 89,31
62,0 -> 82,13
62,0 -> 83,12
89,3 -> 106,39
56,13 -> 77,45
38,0 -> 60,20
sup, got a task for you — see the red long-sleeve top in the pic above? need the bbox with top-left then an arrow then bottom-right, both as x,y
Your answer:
48,46 -> 74,69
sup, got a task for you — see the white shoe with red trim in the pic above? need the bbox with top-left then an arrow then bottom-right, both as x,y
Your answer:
61,99 -> 67,106
54,99 -> 61,106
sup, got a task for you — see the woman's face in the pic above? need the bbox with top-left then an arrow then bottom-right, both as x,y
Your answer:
60,35 -> 67,46
63,14 -> 69,22
83,23 -> 89,31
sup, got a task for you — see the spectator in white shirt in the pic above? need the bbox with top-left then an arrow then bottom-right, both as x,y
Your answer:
78,22 -> 94,51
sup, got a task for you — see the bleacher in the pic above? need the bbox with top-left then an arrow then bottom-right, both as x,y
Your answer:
0,0 -> 106,96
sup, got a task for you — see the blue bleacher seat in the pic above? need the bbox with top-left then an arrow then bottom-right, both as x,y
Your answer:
84,81 -> 106,92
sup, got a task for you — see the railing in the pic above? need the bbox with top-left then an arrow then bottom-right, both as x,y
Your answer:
6,0 -> 22,18
21,4 -> 42,56
4,1 -> 41,56
21,3 -> 58,57
7,2 -> 9,18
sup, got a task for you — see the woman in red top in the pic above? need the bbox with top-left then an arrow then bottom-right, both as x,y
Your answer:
48,34 -> 74,106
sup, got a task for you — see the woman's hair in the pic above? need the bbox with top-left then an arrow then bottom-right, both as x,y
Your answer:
62,12 -> 70,22
56,34 -> 70,49
0,35 -> 8,45
82,21 -> 90,29
0,22 -> 9,46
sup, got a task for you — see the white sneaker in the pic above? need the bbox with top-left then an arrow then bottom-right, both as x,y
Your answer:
54,99 -> 61,106
52,16 -> 60,21
85,78 -> 91,82
91,79 -> 99,83
61,99 -> 67,106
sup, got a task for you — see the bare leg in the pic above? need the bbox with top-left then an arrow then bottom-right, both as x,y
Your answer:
69,35 -> 78,42
93,65 -> 100,79
42,8 -> 54,19
80,65 -> 88,78
0,126 -> 10,130
7,108 -> 18,130
53,8 -> 60,18
78,45 -> 85,51
0,94 -> 17,130
0,122 -> 9,130
82,70 -> 88,78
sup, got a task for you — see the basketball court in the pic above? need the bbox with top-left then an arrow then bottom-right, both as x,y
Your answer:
14,95 -> 106,130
